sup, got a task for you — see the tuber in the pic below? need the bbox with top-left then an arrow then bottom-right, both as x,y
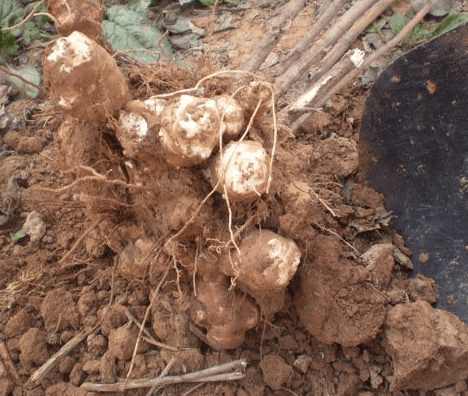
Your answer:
211,140 -> 270,202
191,259 -> 258,350
220,230 -> 301,316
215,95 -> 245,139
47,0 -> 103,42
44,31 -> 129,123
116,99 -> 166,159
159,95 -> 220,168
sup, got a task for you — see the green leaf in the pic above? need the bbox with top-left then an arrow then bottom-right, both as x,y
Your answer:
0,0 -> 24,27
409,23 -> 432,44
103,4 -> 174,64
0,31 -> 18,59
431,12 -> 468,37
10,229 -> 26,242
199,0 -> 215,5
5,64 -> 41,98
389,13 -> 409,35
128,0 -> 152,12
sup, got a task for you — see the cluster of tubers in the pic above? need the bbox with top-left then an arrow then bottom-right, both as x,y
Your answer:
43,29 -> 302,350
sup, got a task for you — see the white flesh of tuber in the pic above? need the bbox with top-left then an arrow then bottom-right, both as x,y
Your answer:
215,95 -> 245,139
159,95 -> 220,168
212,140 -> 270,202
117,99 -> 167,158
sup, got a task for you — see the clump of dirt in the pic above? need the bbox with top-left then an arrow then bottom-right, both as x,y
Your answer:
19,328 -> 49,368
294,235 -> 387,347
385,300 -> 468,391
259,354 -> 293,390
40,288 -> 80,332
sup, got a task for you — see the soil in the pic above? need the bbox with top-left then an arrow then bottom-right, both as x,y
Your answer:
1,1 -> 468,396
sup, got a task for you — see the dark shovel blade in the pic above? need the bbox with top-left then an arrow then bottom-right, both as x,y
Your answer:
360,24 -> 468,320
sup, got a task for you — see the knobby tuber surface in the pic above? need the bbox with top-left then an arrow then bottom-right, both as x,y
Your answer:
215,95 -> 245,139
159,95 -> 220,167
44,31 -> 128,123
220,229 -> 301,317
191,259 -> 258,350
211,140 -> 270,202
117,98 -> 166,159
47,0 -> 103,42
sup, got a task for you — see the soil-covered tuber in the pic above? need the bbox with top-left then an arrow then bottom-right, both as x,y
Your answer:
215,95 -> 245,139
44,31 -> 129,123
159,95 -> 220,167
191,259 -> 258,350
220,230 -> 301,316
211,140 -> 270,202
47,0 -> 103,42
116,99 -> 166,159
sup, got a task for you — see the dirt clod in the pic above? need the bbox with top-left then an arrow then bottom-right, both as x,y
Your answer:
5,309 -> 34,338
69,363 -> 84,386
19,328 -> 49,368
361,243 -> 394,288
58,356 -> 75,375
0,378 -> 14,396
108,325 -> 149,361
45,382 -> 87,396
294,235 -> 386,347
40,288 -> 80,332
385,301 -> 468,390
313,136 -> 358,178
260,354 -> 292,390
407,274 -> 437,304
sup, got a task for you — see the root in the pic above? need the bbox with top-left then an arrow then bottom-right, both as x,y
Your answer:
126,265 -> 171,381
1,1 -> 45,32
164,93 -> 264,250
29,326 -> 98,385
58,219 -> 102,265
37,165 -> 144,194
82,359 -> 247,392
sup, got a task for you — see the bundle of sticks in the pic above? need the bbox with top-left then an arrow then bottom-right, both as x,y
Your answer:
241,0 -> 433,130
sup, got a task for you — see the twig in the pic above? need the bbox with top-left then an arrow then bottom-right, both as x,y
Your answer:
286,49 -> 359,115
182,383 -> 205,396
278,0 -> 348,74
126,266 -> 171,380
306,0 -> 398,87
314,223 -> 360,255
59,219 -> 102,265
81,359 -> 247,392
146,357 -> 177,396
275,0 -> 379,95
29,326 -> 98,385
0,341 -> 20,384
241,0 -> 307,72
124,308 -> 178,352
0,65 -> 42,92
1,1 -> 44,32
315,3 -> 433,109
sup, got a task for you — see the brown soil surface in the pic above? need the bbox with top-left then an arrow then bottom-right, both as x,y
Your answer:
1,1 -> 468,396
